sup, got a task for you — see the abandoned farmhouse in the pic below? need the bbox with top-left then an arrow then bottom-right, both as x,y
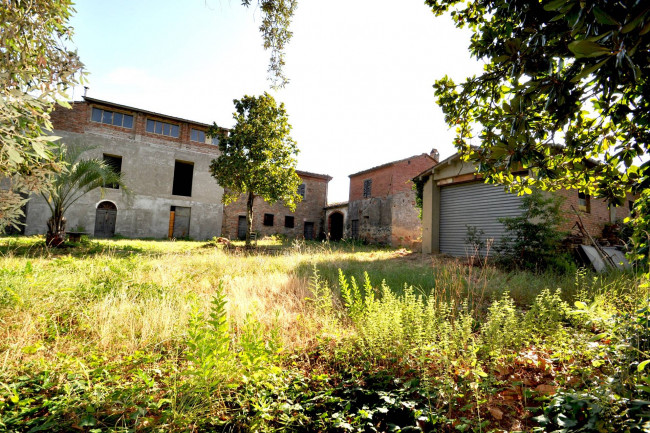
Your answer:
25,97 -> 227,239
17,98 -> 635,252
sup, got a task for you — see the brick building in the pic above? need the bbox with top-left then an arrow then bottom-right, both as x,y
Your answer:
24,97 -> 225,239
417,152 -> 635,256
221,171 -> 332,240
346,151 -> 438,247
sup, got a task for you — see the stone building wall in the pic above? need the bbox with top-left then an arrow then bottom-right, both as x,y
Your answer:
220,171 -> 331,240
346,153 -> 436,247
25,97 -> 225,240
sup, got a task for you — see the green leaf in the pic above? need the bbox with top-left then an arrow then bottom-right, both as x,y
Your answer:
543,0 -> 567,12
638,359 -> 650,372
568,40 -> 611,58
592,6 -> 618,25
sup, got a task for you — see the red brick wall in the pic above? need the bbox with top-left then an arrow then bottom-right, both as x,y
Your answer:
50,100 -> 224,151
50,101 -> 88,133
348,154 -> 435,201
221,174 -> 330,239
554,189 -> 612,237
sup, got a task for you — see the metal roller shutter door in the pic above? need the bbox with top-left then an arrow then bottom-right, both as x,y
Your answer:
440,182 -> 523,257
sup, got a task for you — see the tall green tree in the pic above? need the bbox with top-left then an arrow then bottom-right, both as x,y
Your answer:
42,146 -> 130,247
208,93 -> 302,248
429,0 -> 650,262
1,0 -> 84,232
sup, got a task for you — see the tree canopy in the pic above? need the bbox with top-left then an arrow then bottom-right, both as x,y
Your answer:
0,0 -> 84,231
428,0 -> 650,259
208,92 -> 301,247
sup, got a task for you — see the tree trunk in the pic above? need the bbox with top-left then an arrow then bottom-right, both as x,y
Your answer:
46,207 -> 66,247
245,191 -> 255,249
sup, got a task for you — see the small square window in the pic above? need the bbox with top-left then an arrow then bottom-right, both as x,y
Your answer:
191,129 -> 206,143
263,213 -> 274,226
284,216 -> 294,228
363,179 -> 372,198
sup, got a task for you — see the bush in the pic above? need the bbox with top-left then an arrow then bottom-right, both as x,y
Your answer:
497,189 -> 574,273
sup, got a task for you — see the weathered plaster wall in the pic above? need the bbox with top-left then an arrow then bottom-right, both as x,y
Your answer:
25,100 -> 224,240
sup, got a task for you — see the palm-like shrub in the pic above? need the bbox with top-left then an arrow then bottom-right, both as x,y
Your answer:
41,146 -> 130,246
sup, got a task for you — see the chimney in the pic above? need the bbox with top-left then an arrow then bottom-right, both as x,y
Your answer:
430,148 -> 439,162
83,86 -> 89,97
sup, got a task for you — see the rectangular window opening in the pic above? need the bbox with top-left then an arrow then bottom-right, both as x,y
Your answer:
91,107 -> 134,129
263,213 -> 274,226
147,118 -> 180,138
172,160 -> 194,197
351,219 -> 359,239
297,183 -> 306,199
190,128 -> 206,143
284,216 -> 294,228
363,179 -> 372,198
102,154 -> 122,189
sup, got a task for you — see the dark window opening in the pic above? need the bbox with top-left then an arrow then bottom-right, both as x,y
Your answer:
102,154 -> 122,189
146,118 -> 180,138
351,219 -> 359,239
190,128 -> 206,143
172,160 -> 194,196
263,213 -> 274,226
91,107 -> 133,129
629,200 -> 634,212
363,179 -> 372,198
578,192 -> 590,213
297,183 -> 306,199
285,216 -> 295,228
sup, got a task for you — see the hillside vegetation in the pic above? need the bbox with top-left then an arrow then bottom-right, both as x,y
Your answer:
0,237 -> 648,432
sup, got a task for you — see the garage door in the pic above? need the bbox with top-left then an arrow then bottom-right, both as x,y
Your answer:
440,182 -> 523,257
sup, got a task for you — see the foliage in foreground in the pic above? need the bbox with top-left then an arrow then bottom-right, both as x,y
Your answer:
0,0 -> 84,231
429,0 -> 650,264
0,238 -> 648,431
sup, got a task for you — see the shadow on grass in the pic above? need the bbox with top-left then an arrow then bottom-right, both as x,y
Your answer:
0,235 -> 148,258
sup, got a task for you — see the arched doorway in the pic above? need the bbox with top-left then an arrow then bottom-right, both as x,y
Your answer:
94,201 -> 117,238
328,212 -> 344,241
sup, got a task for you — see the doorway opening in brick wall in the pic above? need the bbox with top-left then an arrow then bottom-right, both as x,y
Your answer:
304,222 -> 315,240
237,215 -> 247,240
328,212 -> 344,241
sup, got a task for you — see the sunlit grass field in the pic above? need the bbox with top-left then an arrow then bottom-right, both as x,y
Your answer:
0,236 -> 647,432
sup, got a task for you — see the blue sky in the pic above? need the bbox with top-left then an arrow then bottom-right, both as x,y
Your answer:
69,0 -> 483,202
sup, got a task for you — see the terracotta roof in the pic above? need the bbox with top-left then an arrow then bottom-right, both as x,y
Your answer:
348,153 -> 436,178
324,201 -> 348,209
296,170 -> 332,181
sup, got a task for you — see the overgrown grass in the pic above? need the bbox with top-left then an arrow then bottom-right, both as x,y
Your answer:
0,236 -> 647,432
